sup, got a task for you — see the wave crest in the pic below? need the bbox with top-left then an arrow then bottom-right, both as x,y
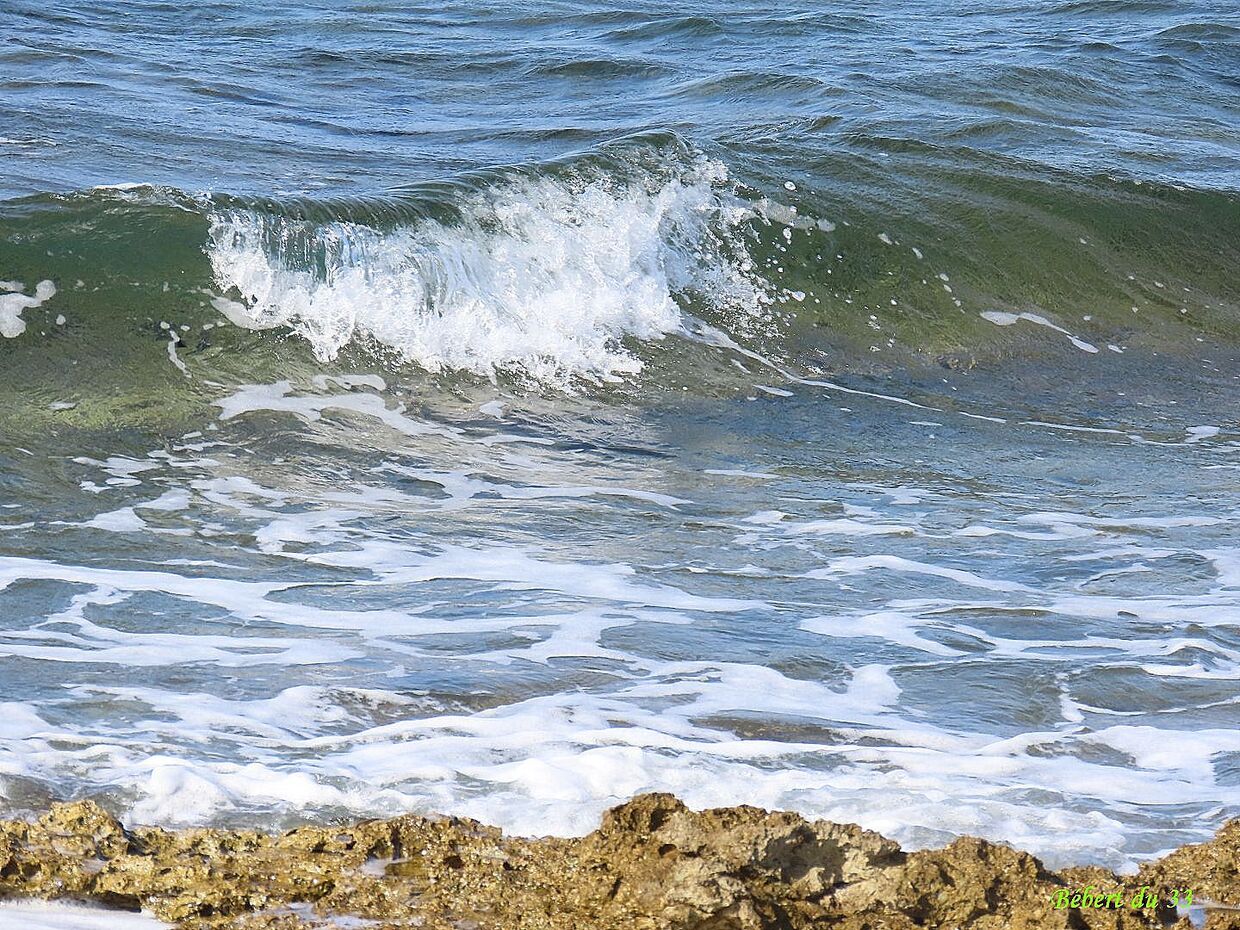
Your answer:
206,148 -> 767,385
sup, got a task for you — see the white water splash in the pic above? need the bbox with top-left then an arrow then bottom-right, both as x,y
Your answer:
207,158 -> 765,386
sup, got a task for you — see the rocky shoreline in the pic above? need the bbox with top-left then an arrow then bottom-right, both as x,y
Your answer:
1,794 -> 1237,929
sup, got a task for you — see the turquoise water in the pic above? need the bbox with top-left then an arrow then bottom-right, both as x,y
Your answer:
0,0 -> 1237,869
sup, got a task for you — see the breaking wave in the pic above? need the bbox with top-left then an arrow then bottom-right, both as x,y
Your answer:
1,133 -> 1235,403
206,144 -> 770,385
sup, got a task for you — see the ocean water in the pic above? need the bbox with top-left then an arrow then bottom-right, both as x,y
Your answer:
1,0 -> 1238,872
0,901 -> 169,930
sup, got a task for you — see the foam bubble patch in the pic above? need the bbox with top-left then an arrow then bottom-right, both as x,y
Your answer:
0,279 -> 56,338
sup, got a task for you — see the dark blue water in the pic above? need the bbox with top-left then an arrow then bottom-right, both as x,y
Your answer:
5,0 -> 1239,197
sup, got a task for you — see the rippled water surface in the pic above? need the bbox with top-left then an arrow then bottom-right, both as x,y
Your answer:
1,0 -> 1238,869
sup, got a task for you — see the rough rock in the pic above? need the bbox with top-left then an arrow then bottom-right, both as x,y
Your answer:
0,793 -> 1235,929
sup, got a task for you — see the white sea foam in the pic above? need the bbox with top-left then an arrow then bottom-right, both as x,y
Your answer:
808,554 -> 1031,593
1184,425 -> 1219,443
0,901 -> 169,929
0,279 -> 56,338
207,157 -> 765,385
2,378 -> 1237,873
980,310 -> 1098,353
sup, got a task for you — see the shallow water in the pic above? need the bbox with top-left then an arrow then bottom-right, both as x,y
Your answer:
0,0 -> 1238,870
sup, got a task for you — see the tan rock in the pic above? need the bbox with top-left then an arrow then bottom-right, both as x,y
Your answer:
0,795 -> 1233,929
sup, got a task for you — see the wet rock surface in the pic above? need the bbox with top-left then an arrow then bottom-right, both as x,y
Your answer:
1,794 -> 1236,929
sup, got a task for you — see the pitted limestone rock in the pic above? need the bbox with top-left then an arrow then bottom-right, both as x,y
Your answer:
0,794 -> 1234,929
